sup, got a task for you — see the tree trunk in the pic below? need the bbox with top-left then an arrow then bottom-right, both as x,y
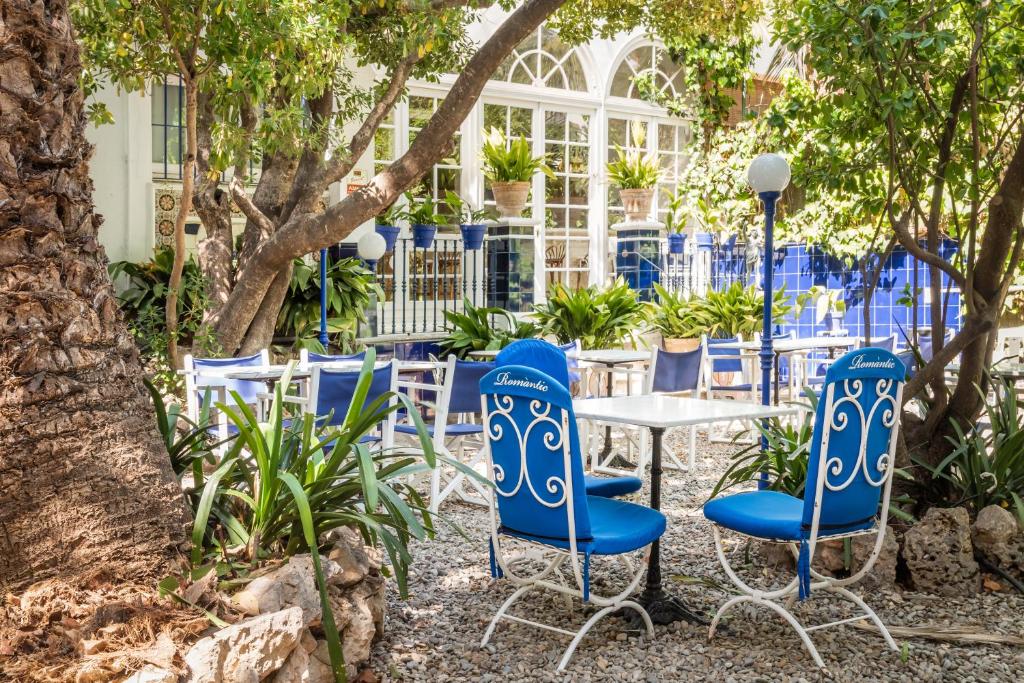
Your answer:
239,264 -> 293,355
0,0 -> 190,590
165,79 -> 198,368
195,188 -> 234,332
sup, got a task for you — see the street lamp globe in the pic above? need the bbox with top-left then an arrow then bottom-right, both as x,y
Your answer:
746,153 -> 791,195
357,231 -> 387,262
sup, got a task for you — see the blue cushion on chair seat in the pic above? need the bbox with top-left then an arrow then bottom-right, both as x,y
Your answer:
584,474 -> 642,498
703,490 -> 877,541
503,495 -> 665,556
394,422 -> 483,437
711,383 -> 753,392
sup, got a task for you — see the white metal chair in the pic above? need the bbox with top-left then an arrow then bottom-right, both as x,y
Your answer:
479,364 -> 666,672
703,348 -> 906,672
183,350 -> 270,444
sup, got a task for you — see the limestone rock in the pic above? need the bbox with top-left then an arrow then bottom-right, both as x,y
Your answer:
183,606 -> 305,683
232,555 -> 338,627
902,507 -> 980,595
123,665 -> 178,683
754,540 -> 794,570
270,638 -> 336,683
328,573 -> 386,675
327,527 -> 381,587
972,504 -> 1024,575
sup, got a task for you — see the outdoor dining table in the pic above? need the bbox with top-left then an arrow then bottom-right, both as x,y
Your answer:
572,394 -> 802,625
713,336 -> 855,403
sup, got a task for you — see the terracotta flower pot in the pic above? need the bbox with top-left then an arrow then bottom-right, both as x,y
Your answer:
663,337 -> 701,353
619,187 -> 655,222
491,181 -> 530,219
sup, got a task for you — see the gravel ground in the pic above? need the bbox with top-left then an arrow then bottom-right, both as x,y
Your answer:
370,430 -> 1024,682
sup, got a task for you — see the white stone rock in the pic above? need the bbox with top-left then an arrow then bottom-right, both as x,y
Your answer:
232,555 -> 336,627
903,506 -> 980,595
123,665 -> 178,683
183,606 -> 305,683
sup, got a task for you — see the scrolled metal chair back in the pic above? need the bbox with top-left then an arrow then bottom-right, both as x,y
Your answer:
802,348 -> 905,537
480,365 -> 591,545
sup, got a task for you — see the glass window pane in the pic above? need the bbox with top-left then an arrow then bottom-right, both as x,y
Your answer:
545,173 -> 565,202
437,167 -> 460,197
562,56 -> 587,92
166,85 -> 182,125
568,114 -> 589,143
510,107 -> 532,138
375,127 -> 393,162
409,96 -> 433,130
484,104 -> 506,133
152,127 -> 165,164
608,118 -> 627,146
567,145 -> 588,174
541,28 -> 570,60
658,123 -> 675,152
151,83 -> 165,125
511,62 -> 532,85
568,208 -> 588,230
545,69 -> 566,91
545,142 -> 565,173
569,176 -> 589,205
545,111 -> 565,141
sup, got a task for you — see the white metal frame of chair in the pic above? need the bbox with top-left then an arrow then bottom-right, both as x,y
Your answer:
183,349 -> 270,446
707,376 -> 905,673
480,395 -> 654,672
794,334 -> 899,391
388,358 -> 458,513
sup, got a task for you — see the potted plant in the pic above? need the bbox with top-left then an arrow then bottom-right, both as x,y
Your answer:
480,127 -> 555,219
445,190 -> 492,251
684,197 -> 720,250
374,203 -> 403,252
400,192 -> 444,249
532,278 -> 648,350
606,122 -> 660,222
648,283 -> 707,352
808,286 -> 847,331
664,189 -> 687,254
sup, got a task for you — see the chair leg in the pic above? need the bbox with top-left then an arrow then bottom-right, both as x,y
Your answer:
556,601 -> 653,672
708,594 -> 827,671
688,425 -> 697,471
827,585 -> 899,652
481,584 -> 535,647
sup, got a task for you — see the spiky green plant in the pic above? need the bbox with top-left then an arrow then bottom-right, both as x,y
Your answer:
532,278 -> 648,349
480,127 -> 555,182
438,299 -> 539,359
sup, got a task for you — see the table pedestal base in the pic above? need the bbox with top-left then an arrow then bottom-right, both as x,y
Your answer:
636,587 -> 707,626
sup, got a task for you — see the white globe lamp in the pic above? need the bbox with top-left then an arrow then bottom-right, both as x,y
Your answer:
357,231 -> 387,266
746,153 -> 791,195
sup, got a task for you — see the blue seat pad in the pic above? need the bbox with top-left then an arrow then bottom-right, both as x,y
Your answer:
584,474 -> 642,498
394,422 -> 483,437
711,383 -> 753,392
501,495 -> 665,555
703,490 -> 875,541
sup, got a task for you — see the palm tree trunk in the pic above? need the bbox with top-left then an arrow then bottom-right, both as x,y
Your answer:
0,0 -> 189,590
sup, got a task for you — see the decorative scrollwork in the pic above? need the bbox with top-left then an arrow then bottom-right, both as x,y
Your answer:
822,378 -> 899,491
486,393 -> 569,508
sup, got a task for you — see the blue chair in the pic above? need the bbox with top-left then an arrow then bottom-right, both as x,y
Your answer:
703,348 -> 906,670
706,335 -> 755,400
557,339 -> 582,385
496,339 -> 643,498
479,365 -> 665,671
307,361 -> 394,446
184,350 -> 270,442
802,335 -> 898,388
635,340 -> 706,472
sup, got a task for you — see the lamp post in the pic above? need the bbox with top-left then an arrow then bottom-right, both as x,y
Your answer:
747,153 -> 791,488
357,232 -> 387,339
318,247 -> 329,348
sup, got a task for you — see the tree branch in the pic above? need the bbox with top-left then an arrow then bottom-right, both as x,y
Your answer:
229,176 -> 274,236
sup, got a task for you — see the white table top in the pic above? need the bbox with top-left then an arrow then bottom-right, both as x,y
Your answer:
572,395 -> 801,429
714,337 -> 856,353
184,360 -> 437,381
577,349 -> 650,365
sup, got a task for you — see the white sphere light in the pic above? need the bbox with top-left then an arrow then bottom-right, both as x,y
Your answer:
357,231 -> 387,261
746,153 -> 792,194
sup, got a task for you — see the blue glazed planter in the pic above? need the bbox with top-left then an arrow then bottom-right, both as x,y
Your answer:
460,224 -> 487,250
412,223 -> 437,249
696,232 -> 715,250
375,224 -> 400,252
667,232 -> 686,254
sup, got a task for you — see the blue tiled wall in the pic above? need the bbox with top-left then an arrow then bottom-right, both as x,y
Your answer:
761,241 -> 962,343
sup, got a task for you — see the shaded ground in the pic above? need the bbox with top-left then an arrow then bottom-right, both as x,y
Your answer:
371,433 -> 1024,682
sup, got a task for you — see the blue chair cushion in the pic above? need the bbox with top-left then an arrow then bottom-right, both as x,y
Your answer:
584,474 -> 642,498
703,490 -> 877,541
394,422 -> 483,437
502,495 -> 665,556
711,383 -> 753,392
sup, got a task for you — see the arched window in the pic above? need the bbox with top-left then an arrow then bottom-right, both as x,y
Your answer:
609,44 -> 685,102
491,27 -> 588,92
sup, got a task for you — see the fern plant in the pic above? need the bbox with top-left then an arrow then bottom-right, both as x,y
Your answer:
532,278 -> 648,349
481,127 -> 555,182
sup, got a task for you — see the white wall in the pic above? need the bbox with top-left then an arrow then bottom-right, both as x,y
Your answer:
86,82 -> 154,264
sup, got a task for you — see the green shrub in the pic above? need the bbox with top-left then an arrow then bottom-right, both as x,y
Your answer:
920,380 -> 1024,525
648,281 -> 792,340
276,255 -> 381,351
438,298 -> 539,359
480,127 -> 555,183
532,278 -> 648,349
606,144 -> 660,189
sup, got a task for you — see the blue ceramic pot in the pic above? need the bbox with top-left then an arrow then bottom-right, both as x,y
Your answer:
696,232 -> 715,250
460,224 -> 487,250
375,224 -> 400,252
412,223 -> 437,249
667,233 -> 686,254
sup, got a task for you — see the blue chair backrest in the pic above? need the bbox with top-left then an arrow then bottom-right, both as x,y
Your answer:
802,348 -> 905,535
652,344 -> 703,393
858,336 -> 896,352
917,330 -> 953,363
557,341 -> 582,383
447,359 -> 495,414
707,336 -> 742,374
480,366 -> 591,543
309,350 -> 366,363
496,339 -> 571,389
314,363 -> 392,427
192,352 -> 266,407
